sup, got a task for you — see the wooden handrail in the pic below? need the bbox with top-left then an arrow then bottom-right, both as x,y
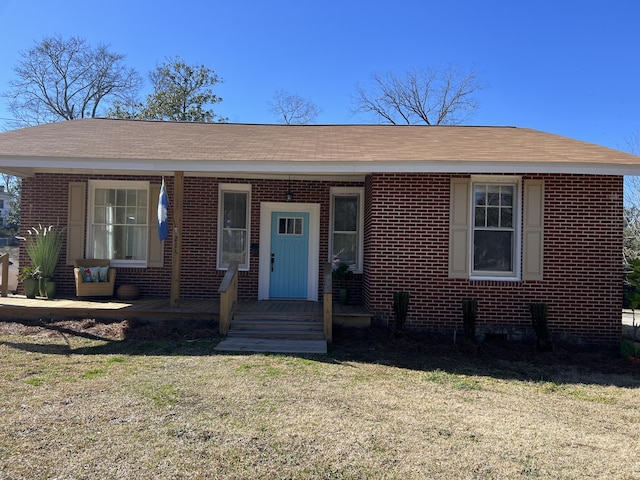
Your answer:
323,262 -> 333,343
218,261 -> 239,335
0,253 -> 9,297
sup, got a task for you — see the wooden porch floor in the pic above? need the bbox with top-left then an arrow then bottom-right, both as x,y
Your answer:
0,295 -> 371,326
0,295 -> 219,322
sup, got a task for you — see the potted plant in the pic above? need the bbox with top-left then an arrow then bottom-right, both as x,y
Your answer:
17,266 -> 40,299
18,224 -> 64,299
332,260 -> 353,305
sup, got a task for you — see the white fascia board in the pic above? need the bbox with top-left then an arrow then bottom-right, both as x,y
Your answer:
3,156 -> 640,176
358,160 -> 640,176
189,160 -> 640,176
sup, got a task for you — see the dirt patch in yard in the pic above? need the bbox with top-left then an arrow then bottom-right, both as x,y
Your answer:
0,317 -> 217,342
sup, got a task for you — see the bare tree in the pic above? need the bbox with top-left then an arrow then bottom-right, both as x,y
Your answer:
353,65 -> 483,125
627,130 -> 640,156
4,35 -> 142,127
1,174 -> 21,232
623,133 -> 640,260
268,90 -> 320,125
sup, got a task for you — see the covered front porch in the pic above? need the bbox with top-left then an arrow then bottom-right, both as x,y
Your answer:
0,295 -> 372,336
0,258 -> 372,354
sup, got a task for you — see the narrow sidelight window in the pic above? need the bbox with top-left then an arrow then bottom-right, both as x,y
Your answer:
330,187 -> 364,272
218,184 -> 251,270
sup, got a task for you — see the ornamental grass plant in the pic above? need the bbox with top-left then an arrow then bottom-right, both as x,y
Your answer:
19,224 -> 64,278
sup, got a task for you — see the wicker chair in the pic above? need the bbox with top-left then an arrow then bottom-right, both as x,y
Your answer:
73,259 -> 116,298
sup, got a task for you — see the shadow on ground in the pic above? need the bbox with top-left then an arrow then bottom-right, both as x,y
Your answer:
1,318 -> 639,388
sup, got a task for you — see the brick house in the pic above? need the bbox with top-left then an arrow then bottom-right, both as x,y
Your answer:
0,185 -> 11,229
1,118 -> 639,345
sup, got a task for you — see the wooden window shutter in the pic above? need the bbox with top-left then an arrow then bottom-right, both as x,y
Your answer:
66,182 -> 86,265
147,182 -> 164,267
449,178 -> 470,278
522,179 -> 544,281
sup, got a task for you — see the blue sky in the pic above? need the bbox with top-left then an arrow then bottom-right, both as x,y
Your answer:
0,0 -> 638,152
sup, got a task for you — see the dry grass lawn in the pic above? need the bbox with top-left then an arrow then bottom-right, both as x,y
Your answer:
0,319 -> 639,479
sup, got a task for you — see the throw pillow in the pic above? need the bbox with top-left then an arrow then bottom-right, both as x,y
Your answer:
81,267 -> 93,283
89,267 -> 101,283
98,266 -> 109,282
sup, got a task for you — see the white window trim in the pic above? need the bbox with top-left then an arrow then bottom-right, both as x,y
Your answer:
469,176 -> 522,281
329,187 -> 364,274
87,180 -> 150,268
217,183 -> 251,271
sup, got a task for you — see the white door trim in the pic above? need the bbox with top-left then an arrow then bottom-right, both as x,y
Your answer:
258,202 -> 320,301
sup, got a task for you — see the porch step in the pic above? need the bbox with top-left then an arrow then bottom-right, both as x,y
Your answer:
228,316 -> 324,340
214,337 -> 327,354
216,309 -> 327,354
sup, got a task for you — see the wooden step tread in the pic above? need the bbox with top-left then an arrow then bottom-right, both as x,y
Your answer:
231,322 -> 323,330
214,337 -> 327,354
229,332 -> 324,340
233,314 -> 323,322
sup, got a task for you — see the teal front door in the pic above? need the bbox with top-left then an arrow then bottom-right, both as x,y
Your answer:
269,212 -> 309,298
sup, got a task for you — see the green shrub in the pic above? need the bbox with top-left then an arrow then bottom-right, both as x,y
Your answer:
529,302 -> 553,352
392,291 -> 410,331
461,299 -> 478,342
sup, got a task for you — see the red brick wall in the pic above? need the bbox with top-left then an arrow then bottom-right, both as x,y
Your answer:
19,174 -> 362,300
20,172 -> 622,345
363,173 -> 623,345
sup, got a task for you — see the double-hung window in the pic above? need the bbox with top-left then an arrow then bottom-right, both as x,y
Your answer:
471,177 -> 520,278
330,187 -> 364,272
450,176 -> 545,281
472,182 -> 518,276
218,184 -> 251,270
88,180 -> 149,267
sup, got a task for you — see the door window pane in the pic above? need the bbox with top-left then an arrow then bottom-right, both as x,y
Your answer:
278,217 -> 303,236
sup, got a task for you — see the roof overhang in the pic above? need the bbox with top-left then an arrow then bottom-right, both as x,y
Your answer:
2,156 -> 640,179
2,119 -> 640,178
